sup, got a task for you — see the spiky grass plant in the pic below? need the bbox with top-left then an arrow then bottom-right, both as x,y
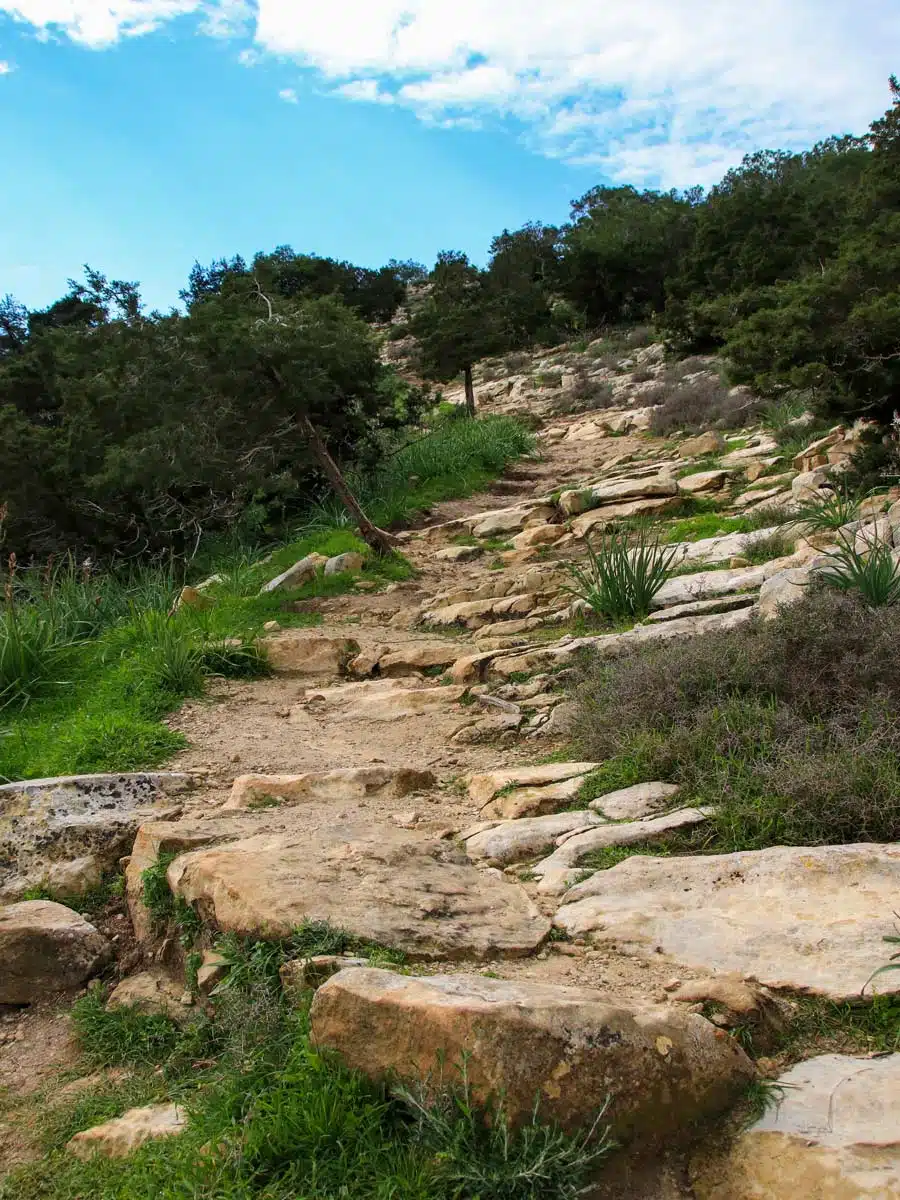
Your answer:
566,526 -> 678,623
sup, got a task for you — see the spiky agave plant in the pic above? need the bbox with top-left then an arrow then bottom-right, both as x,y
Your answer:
565,525 -> 678,623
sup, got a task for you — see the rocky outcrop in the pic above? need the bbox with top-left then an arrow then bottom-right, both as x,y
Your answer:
466,762 -> 599,809
462,811 -> 605,865
0,900 -> 109,1003
0,771 -> 190,900
126,812 -> 550,958
693,1053 -> 900,1199
224,766 -> 434,809
259,633 -> 360,676
66,1103 -> 185,1159
555,844 -> 900,1000
310,968 -> 755,1140
588,782 -> 681,821
534,808 -> 715,894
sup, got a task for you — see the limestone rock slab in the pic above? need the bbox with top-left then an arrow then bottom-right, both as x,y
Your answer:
588,782 -> 681,821
127,813 -> 549,960
463,811 -> 604,865
310,968 -> 755,1140
0,900 -> 109,1003
556,844 -> 900,1000
466,763 -> 599,809
67,1103 -> 185,1159
0,771 -> 190,897
260,633 -> 359,676
693,1053 -> 900,1199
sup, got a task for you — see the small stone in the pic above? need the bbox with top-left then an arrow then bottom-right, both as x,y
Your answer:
263,620 -> 280,632
664,978 -> 682,992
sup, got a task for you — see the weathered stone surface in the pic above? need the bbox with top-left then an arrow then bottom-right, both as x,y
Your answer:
535,808 -> 715,894
175,584 -> 213,612
652,565 -> 769,609
127,813 -> 550,959
481,775 -> 588,820
377,643 -> 460,676
0,900 -> 109,1003
510,524 -> 564,550
342,683 -> 466,721
107,969 -> 191,1023
556,844 -> 900,1000
67,1104 -> 185,1159
310,969 -> 755,1140
792,467 -> 831,500
225,766 -> 434,810
280,954 -> 370,998
758,566 -> 813,618
720,437 -> 779,465
471,507 -> 535,537
678,469 -> 731,494
693,1054 -> 900,1199
434,545 -> 483,562
44,855 -> 103,900
463,811 -> 604,864
466,763 -> 599,809
645,594 -> 756,624
571,496 -> 680,538
678,431 -> 726,458
733,484 -> 784,509
324,551 -> 365,576
588,782 -> 680,821
422,593 -> 536,629
260,633 -> 360,676
259,553 -> 326,594
0,772 -> 190,895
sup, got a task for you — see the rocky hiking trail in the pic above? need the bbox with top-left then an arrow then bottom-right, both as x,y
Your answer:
4,341 -> 900,1198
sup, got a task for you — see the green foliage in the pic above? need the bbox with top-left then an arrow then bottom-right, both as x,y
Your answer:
793,485 -> 863,531
141,852 -> 203,946
819,538 -> 900,606
574,588 -> 900,850
743,531 -> 794,565
2,936 -> 609,1200
71,990 -> 188,1069
565,527 -> 678,622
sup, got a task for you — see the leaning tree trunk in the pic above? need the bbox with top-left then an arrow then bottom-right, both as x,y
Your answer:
463,364 -> 476,417
297,413 -> 398,556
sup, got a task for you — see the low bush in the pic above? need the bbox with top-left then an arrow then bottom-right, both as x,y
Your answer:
820,538 -> 900,607
573,588 -> 900,848
647,376 -> 766,434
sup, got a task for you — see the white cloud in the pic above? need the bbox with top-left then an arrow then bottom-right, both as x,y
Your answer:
1,0 -> 898,185
278,85 -> 297,103
0,59 -> 13,73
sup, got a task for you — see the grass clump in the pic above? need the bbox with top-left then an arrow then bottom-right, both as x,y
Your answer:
2,933 -> 611,1200
793,486 -> 863,532
573,587 -> 900,850
820,538 -> 900,607
565,528 -> 677,623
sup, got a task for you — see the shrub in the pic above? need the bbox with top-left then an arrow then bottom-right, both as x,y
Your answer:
793,486 -> 862,532
819,539 -> 900,607
566,528 -> 678,622
648,376 -> 766,433
573,588 -> 900,848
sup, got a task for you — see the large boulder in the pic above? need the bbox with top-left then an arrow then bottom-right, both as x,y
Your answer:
693,1054 -> 900,1199
678,431 -> 726,459
0,900 -> 109,1003
310,969 -> 755,1140
555,844 -> 900,1000
126,812 -> 550,958
0,772 -> 189,899
260,633 -> 360,676
67,1103 -> 185,1159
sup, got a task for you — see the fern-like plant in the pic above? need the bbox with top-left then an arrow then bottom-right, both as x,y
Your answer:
566,527 -> 678,622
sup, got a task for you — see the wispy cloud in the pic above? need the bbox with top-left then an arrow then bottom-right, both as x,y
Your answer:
278,86 -> 297,103
0,59 -> 13,74
1,0 -> 897,185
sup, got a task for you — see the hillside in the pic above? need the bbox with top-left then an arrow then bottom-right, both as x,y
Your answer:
3,329 -> 900,1199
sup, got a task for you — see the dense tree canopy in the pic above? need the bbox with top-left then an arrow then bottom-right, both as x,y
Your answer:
4,78 -> 898,561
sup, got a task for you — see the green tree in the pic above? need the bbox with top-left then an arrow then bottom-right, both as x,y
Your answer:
409,252 -> 504,416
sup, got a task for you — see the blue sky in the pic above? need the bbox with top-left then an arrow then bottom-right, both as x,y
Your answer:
1,0 -> 897,312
